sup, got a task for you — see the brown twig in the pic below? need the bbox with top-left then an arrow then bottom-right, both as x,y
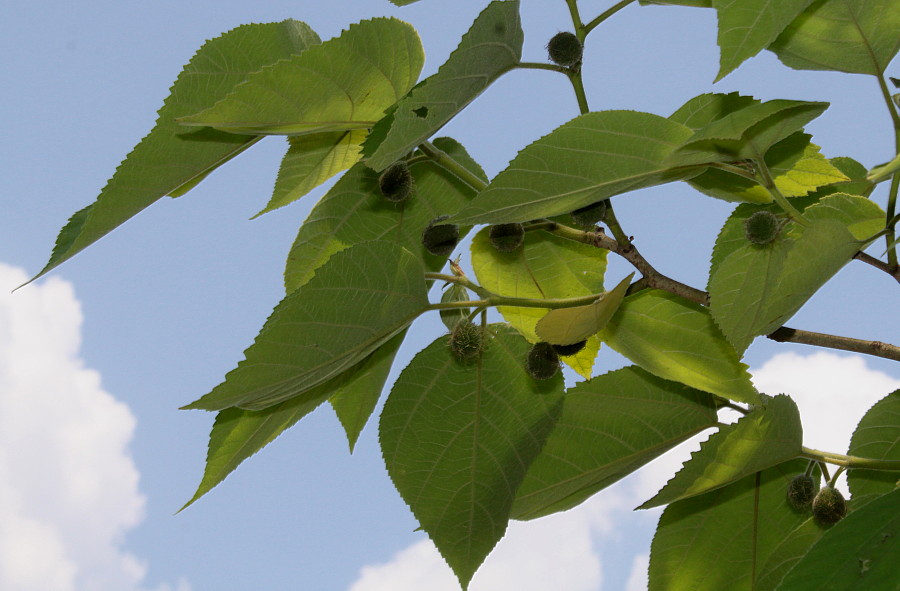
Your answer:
767,327 -> 900,362
854,251 -> 900,283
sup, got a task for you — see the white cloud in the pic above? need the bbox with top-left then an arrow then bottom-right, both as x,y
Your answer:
346,350 -> 900,591
0,263 -> 190,591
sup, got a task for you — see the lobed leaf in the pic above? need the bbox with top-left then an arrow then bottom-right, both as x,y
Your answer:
183,241 -> 429,411
847,389 -> 900,499
535,274 -> 632,346
512,366 -> 717,520
34,21 -> 320,282
600,290 -> 760,404
379,326 -> 564,588
364,1 -> 524,171
640,395 -> 803,508
451,111 -> 700,225
769,0 -> 900,76
648,460 -> 818,591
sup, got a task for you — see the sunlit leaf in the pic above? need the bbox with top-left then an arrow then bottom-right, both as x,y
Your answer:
847,389 -> 900,499
380,326 -> 564,588
640,395 -> 802,508
364,1 -> 524,171
535,274 -> 632,346
600,290 -> 760,404
756,504 -> 824,589
512,366 -> 717,520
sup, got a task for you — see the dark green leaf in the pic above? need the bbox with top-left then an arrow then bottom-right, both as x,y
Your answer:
184,241 -> 429,411
757,517 -> 825,591
34,21 -> 320,282
365,1 -> 524,171
512,366 -> 717,520
640,395 -> 803,508
380,326 -> 564,588
847,389 -> 900,499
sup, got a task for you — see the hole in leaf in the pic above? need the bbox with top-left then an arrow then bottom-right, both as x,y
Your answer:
413,106 -> 429,119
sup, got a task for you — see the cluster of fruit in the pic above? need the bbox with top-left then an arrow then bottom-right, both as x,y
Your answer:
787,473 -> 847,525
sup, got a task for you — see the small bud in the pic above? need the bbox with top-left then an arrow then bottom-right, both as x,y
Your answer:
812,486 -> 847,525
489,223 -> 525,252
744,211 -> 781,245
547,32 -> 583,68
379,162 -> 414,203
552,340 -> 587,357
526,342 -> 560,381
422,216 -> 460,257
786,474 -> 816,511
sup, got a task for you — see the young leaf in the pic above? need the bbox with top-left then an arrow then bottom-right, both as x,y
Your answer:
640,395 -> 803,508
847,389 -> 900,499
440,283 -> 472,331
769,0 -> 900,76
183,241 -> 429,411
600,290 -> 760,404
648,460 -> 816,591
776,488 -> 900,590
364,0 -> 524,171
283,137 -> 485,294
712,0 -> 817,81
535,273 -> 633,346
177,18 -> 424,136
511,366 -> 717,520
451,111 -> 699,225
33,21 -> 320,282
380,326 -> 564,588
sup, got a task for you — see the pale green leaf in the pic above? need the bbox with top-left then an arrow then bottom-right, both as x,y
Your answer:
600,290 -> 760,404
364,1 -> 524,171
512,366 -> 717,520
816,156 -> 875,197
640,395 -> 802,508
451,111 -> 699,225
847,389 -> 900,499
440,284 -> 473,331
535,274 -> 633,346
380,326 -> 564,588
284,137 -> 485,294
669,92 -> 758,130
867,152 -> 900,183
776,488 -> 900,590
184,241 -> 429,411
649,459 -> 816,591
34,21 -> 320,282
769,0 -> 900,76
712,0 -> 816,81
178,18 -> 424,136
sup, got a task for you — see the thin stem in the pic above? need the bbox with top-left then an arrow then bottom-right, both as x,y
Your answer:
756,159 -> 808,224
418,141 -> 488,192
854,251 -> 900,283
517,61 -> 571,74
718,399 -> 749,415
601,202 -> 631,246
564,0 -> 584,33
567,71 -> 591,115
767,327 -> 900,362
708,161 -> 760,182
428,291 -> 604,312
583,0 -> 636,35
877,74 -> 900,269
801,446 -> 900,471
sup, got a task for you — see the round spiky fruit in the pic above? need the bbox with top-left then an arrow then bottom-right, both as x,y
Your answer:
570,200 -> 607,230
812,486 -> 847,525
547,32 -> 583,67
744,211 -> 781,245
786,474 -> 816,511
422,216 -> 460,257
526,342 -> 560,380
449,321 -> 483,361
489,223 -> 525,252
379,162 -> 413,203
552,340 -> 587,357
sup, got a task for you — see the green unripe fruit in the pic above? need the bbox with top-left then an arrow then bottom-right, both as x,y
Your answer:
526,342 -> 560,380
552,340 -> 587,357
422,216 -> 460,257
489,223 -> 525,252
449,321 -> 483,361
744,211 -> 781,245
379,162 -> 414,203
812,486 -> 847,525
570,200 -> 607,230
547,32 -> 583,67
786,474 -> 816,511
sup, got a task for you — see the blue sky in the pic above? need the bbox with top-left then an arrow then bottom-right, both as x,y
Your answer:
2,1 -> 899,590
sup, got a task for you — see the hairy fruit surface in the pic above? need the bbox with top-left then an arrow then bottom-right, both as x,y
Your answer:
547,32 -> 583,67
526,342 -> 560,380
786,474 -> 816,511
378,161 -> 414,203
812,486 -> 847,525
449,321 -> 483,361
488,223 -> 525,252
422,216 -> 460,257
744,211 -> 781,245
570,200 -> 607,229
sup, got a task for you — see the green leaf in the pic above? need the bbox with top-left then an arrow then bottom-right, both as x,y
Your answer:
649,459 -> 817,591
709,194 -> 880,352
814,156 -> 875,198
511,366 -> 717,520
284,137 -> 485,294
470,225 -> 607,378
364,1 -> 524,171
33,21 -> 320,282
670,92 -> 759,130
440,283 -> 473,331
641,0 -> 712,6
640,395 -> 803,508
769,0 -> 900,76
776,488 -> 900,590
380,325 -> 564,588
847,389 -> 900,499
756,511 -> 825,590
535,273 -> 633,346
600,290 -> 760,404
184,241 -> 429,411
712,0 -> 817,81
451,111 -> 700,225
178,18 -> 424,136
